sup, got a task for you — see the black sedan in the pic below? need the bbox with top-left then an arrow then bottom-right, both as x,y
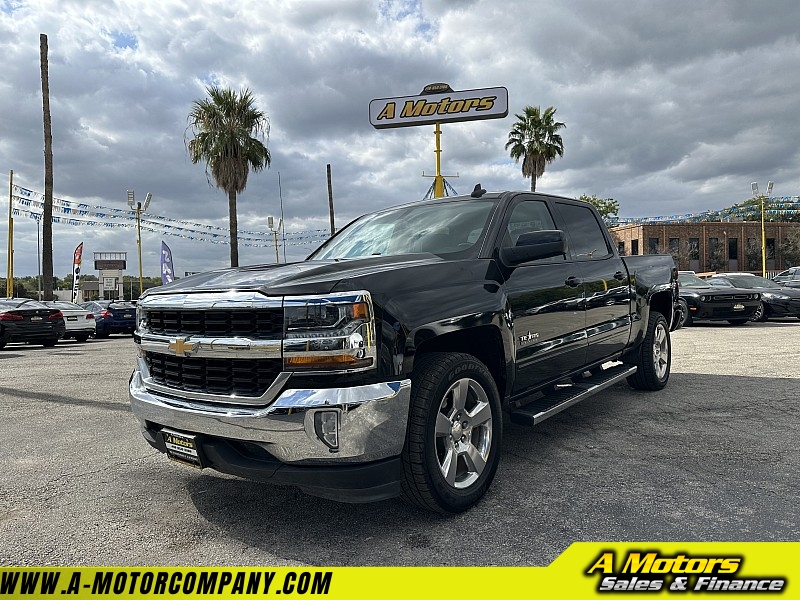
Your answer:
0,298 -> 66,349
677,273 -> 761,326
709,274 -> 800,321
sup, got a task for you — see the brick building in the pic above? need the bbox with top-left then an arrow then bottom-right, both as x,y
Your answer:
609,221 -> 800,273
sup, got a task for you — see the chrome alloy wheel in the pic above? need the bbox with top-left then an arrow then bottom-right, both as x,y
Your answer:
652,321 -> 669,380
434,377 -> 493,489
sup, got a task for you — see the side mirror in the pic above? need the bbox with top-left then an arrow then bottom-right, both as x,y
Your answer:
499,230 -> 566,267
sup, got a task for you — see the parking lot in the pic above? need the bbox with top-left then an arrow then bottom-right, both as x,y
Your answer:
1,320 -> 798,566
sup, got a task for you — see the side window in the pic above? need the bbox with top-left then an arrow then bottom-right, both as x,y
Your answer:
503,200 -> 556,246
501,200 -> 565,261
556,203 -> 611,260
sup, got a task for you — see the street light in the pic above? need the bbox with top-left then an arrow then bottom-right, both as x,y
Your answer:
268,216 -> 282,264
127,190 -> 152,299
751,181 -> 774,277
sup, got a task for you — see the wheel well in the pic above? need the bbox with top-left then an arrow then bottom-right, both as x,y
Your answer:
650,291 -> 673,323
414,326 -> 506,399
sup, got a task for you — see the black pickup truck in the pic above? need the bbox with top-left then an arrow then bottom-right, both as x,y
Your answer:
130,189 -> 677,513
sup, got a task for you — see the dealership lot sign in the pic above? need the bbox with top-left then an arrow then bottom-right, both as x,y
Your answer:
369,84 -> 508,129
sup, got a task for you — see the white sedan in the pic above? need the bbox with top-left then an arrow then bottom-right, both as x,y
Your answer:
44,301 -> 96,343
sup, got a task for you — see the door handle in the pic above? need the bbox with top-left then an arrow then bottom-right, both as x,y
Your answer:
565,276 -> 582,288
614,271 -> 626,281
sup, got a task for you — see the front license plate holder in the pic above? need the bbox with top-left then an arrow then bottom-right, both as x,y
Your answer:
733,303 -> 745,311
161,429 -> 204,468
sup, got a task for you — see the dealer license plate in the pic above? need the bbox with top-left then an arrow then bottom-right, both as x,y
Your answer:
733,303 -> 745,311
161,429 -> 203,468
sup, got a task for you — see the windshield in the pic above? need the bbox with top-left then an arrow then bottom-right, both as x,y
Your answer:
678,274 -> 710,288
720,275 -> 780,289
309,199 -> 496,260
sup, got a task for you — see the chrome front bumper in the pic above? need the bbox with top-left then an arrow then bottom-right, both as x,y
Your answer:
129,359 -> 411,465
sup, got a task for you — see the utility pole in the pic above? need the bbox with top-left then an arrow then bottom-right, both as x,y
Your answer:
326,164 -> 335,235
6,170 -> 13,297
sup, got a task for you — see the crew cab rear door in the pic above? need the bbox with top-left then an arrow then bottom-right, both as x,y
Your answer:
552,200 -> 633,364
498,195 -> 588,395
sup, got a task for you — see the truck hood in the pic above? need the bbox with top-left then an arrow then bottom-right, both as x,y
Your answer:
142,255 -> 447,297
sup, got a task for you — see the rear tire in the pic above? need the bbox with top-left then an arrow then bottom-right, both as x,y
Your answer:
401,352 -> 502,514
627,312 -> 671,391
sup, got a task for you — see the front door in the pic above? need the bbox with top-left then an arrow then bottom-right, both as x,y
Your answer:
499,196 -> 587,396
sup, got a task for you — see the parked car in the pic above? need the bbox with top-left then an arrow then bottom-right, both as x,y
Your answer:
0,298 -> 65,349
43,301 -> 96,342
710,274 -> 800,321
772,266 -> 800,287
80,300 -> 137,337
676,272 -> 760,326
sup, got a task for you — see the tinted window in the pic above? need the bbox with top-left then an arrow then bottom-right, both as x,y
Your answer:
556,203 -> 611,260
500,200 -> 564,262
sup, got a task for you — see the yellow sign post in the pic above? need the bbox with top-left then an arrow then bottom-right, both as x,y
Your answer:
369,84 -> 508,198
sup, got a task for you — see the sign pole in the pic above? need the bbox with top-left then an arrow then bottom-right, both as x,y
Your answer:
433,123 -> 444,198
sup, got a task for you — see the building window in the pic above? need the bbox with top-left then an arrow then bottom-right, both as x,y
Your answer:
728,237 -> 738,260
648,237 -> 660,254
618,241 -> 625,256
631,239 -> 639,255
688,238 -> 700,260
767,238 -> 776,263
708,237 -> 723,271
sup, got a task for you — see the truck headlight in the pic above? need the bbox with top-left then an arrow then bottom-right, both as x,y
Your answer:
283,292 -> 376,372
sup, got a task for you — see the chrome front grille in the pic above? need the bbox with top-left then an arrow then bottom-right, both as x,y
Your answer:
145,354 -> 282,397
146,308 -> 283,339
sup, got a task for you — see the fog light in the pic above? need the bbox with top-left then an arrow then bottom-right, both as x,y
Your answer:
314,411 -> 339,450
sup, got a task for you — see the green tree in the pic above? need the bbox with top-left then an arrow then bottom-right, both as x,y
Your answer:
781,230 -> 800,267
187,86 -> 271,267
578,194 -> 619,221
505,105 -> 565,192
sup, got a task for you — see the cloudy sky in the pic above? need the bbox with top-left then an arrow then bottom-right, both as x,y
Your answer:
2,0 -> 799,280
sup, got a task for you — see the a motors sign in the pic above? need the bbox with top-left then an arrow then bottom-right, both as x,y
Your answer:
369,86 -> 508,129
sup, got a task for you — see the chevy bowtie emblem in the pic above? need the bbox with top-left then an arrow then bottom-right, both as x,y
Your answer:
168,337 -> 198,357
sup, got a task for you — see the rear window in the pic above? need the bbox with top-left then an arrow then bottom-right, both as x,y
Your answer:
48,302 -> 81,310
109,302 -> 136,309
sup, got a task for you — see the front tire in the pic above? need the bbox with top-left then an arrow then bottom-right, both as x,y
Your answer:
627,312 -> 671,391
401,352 -> 502,514
751,301 -> 768,322
680,300 -> 692,327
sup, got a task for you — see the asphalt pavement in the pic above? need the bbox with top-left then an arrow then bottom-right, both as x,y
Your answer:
0,320 -> 798,566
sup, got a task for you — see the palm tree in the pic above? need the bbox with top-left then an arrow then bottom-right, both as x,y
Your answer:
505,105 -> 565,192
187,86 -> 271,267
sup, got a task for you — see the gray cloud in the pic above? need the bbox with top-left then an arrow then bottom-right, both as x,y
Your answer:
2,0 -> 800,279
